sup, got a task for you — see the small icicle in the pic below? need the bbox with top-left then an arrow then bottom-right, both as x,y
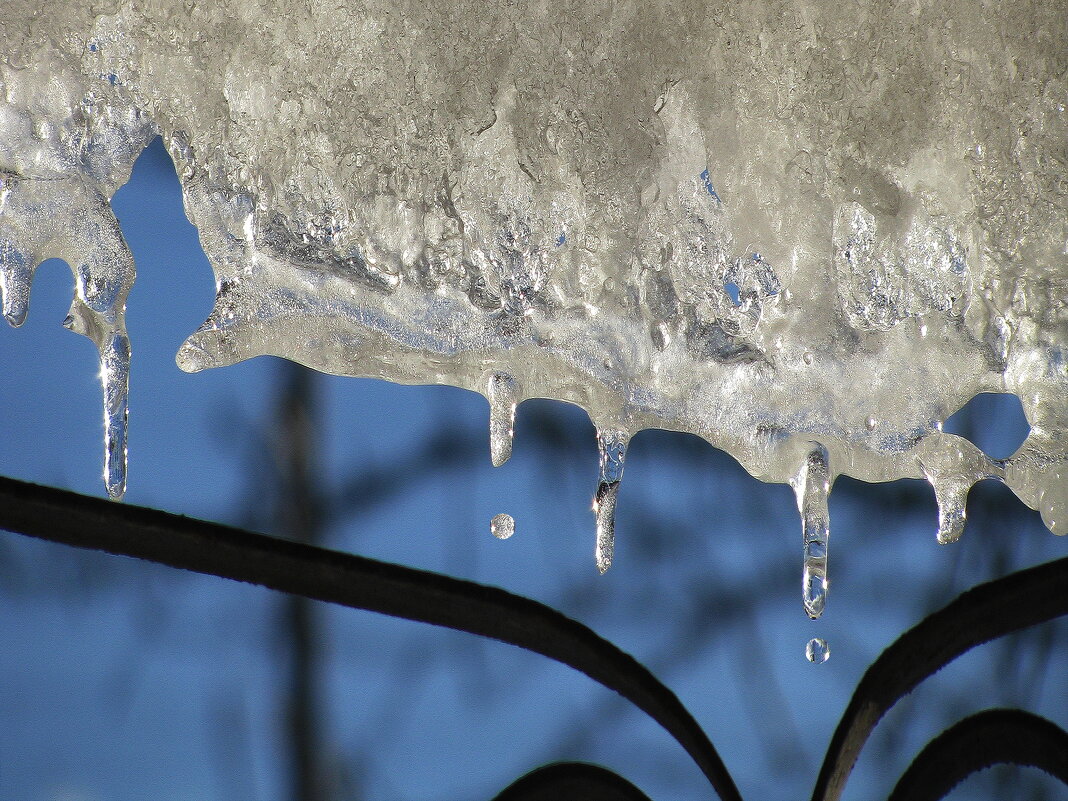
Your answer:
594,429 -> 628,574
490,513 -> 515,540
486,371 -> 519,467
100,331 -> 130,499
932,477 -> 970,544
0,243 -> 34,327
794,445 -> 831,620
63,199 -> 136,500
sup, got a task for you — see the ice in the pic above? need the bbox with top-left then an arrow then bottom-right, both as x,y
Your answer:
929,476 -> 970,545
490,513 -> 514,540
0,2 -> 1065,555
805,638 -> 830,664
594,429 -> 629,573
486,371 -> 519,468
793,446 -> 831,620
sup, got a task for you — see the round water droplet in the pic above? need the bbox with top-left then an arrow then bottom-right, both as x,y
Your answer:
490,513 -> 514,540
802,351 -> 814,365
805,638 -> 830,663
865,415 -> 877,431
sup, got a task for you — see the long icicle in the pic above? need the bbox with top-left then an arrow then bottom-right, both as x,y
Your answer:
794,445 -> 831,619
487,371 -> 519,467
594,429 -> 628,574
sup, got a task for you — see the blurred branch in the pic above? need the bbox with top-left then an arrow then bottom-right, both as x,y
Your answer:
274,364 -> 327,801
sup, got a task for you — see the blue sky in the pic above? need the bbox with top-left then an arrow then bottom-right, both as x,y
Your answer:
0,138 -> 1064,801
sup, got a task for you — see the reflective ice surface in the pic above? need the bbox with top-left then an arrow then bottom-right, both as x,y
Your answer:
1,2 -> 1065,549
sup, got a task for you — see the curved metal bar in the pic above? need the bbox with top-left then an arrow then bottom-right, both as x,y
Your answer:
0,475 -> 741,801
811,554 -> 1068,801
493,762 -> 654,801
887,709 -> 1068,801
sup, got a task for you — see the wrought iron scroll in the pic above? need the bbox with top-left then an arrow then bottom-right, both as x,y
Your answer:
0,474 -> 1066,801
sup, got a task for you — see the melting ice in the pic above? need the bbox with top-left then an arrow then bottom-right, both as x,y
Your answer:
1,1 -> 1065,603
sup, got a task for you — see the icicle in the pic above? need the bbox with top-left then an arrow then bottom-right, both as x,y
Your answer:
100,331 -> 131,498
805,637 -> 830,663
490,513 -> 515,539
52,185 -> 137,500
486,371 -> 519,467
594,429 -> 628,574
0,243 -> 33,327
794,445 -> 831,620
931,476 -> 970,544
1,173 -> 135,500
64,280 -> 132,499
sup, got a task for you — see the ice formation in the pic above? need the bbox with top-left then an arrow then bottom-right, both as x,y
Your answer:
1,2 -> 1065,613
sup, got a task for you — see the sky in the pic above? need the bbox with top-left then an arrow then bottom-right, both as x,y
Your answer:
0,138 -> 1065,801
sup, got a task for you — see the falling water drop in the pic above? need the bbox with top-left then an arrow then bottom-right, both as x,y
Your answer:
793,445 -> 831,619
594,429 -> 628,573
490,513 -> 514,540
486,371 -> 519,467
805,637 -> 830,663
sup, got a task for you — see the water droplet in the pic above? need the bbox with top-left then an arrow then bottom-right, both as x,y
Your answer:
865,415 -> 877,431
490,513 -> 514,540
486,371 -> 519,467
803,351 -> 814,365
594,429 -> 629,573
794,446 -> 831,620
806,637 -> 830,663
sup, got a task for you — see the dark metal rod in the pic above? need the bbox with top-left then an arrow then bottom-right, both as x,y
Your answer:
0,474 -> 741,801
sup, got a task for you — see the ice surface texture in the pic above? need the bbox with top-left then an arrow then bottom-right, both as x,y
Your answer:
1,2 -> 1065,544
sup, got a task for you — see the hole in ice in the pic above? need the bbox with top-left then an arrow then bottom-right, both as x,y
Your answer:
699,169 -> 721,202
942,393 -> 1030,461
723,281 -> 741,306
